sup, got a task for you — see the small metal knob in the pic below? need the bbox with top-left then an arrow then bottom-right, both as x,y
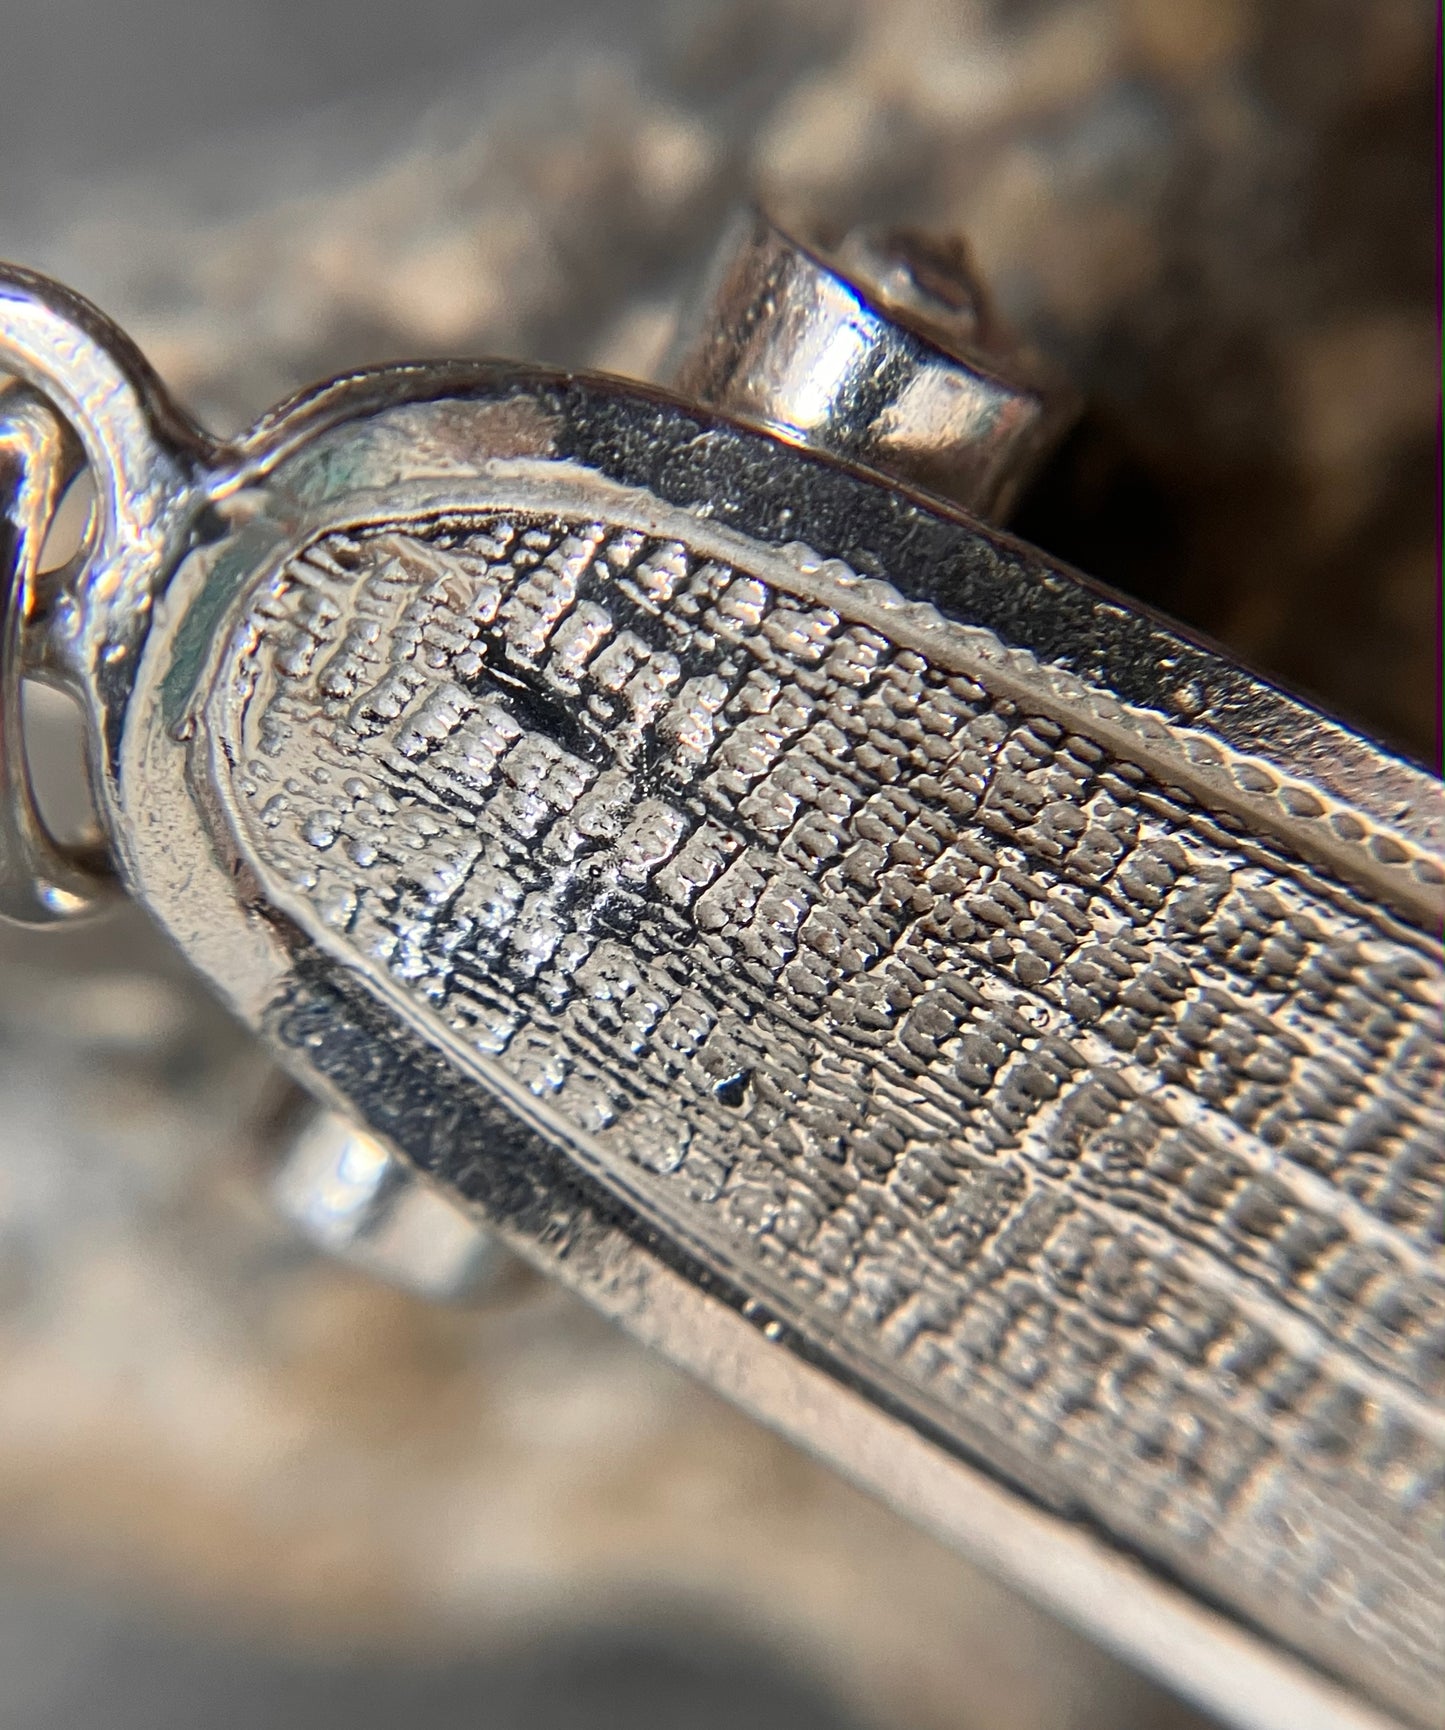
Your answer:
271,1105 -> 509,1303
665,208 -> 1073,524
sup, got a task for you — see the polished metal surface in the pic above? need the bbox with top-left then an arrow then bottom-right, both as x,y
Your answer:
0,390 -> 111,921
666,209 -> 1072,522
272,1103 -> 508,1301
1,246 -> 1441,1730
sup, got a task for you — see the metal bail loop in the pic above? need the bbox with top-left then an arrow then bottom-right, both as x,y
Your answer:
0,264 -> 222,921
0,388 -> 113,923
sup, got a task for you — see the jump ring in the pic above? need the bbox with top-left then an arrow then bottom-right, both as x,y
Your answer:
0,386 -> 114,923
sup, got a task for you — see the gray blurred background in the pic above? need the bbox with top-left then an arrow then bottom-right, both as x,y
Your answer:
0,1 -> 1437,1726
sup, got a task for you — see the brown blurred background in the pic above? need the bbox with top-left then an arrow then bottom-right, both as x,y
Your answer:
0,2 -> 1438,1726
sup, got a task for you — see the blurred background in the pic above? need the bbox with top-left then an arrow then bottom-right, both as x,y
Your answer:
0,1 -> 1438,1726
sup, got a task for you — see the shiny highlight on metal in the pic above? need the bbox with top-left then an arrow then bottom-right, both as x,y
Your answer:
0,389 -> 110,921
666,208 -> 1072,522
272,1104 -> 509,1302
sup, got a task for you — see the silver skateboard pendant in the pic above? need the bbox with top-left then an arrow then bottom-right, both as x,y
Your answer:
2,212 -> 1441,1730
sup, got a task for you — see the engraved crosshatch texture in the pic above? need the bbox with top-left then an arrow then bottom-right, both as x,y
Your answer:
208,509 -> 1445,1706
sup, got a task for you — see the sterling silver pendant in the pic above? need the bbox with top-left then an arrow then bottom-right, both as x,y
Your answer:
2,212 -> 1441,1730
